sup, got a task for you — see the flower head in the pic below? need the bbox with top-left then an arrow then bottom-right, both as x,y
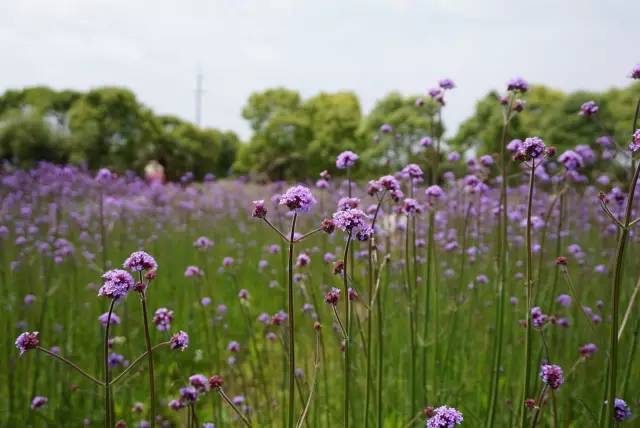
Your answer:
420,136 -> 433,147
439,78 -> 455,90
123,251 -> 158,272
16,331 -> 39,355
336,151 -> 359,169
614,398 -> 632,422
630,129 -> 640,153
507,77 -> 529,93
99,269 -> 135,299
153,308 -> 174,331
170,331 -> 189,351
193,236 -> 213,250
251,200 -> 267,218
279,185 -> 317,213
179,386 -> 198,404
579,343 -> 598,358
579,100 -> 599,116
184,265 -> 204,278
209,375 -> 224,389
518,137 -> 547,161
402,163 -> 424,180
558,150 -> 584,170
531,306 -> 548,328
324,287 -> 340,306
426,405 -> 464,428
332,209 -> 369,233
31,396 -> 48,410
540,364 -> 564,390
99,312 -> 121,327
189,374 -> 210,392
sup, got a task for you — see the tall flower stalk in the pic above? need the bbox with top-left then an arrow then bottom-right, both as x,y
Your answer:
486,78 -> 527,427
513,136 -> 554,428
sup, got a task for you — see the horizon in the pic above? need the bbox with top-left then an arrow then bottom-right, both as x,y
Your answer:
2,1 -> 638,139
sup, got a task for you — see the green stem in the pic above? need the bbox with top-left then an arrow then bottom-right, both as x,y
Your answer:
343,231 -> 353,428
520,160 -> 537,428
140,288 -> 157,428
604,160 -> 640,427
109,342 -> 169,386
288,213 -> 298,428
218,387 -> 253,427
37,347 -> 104,386
104,298 -> 116,428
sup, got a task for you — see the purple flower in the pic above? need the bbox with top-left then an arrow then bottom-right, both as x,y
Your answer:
448,151 -> 461,162
377,175 -> 401,191
579,343 -> 597,358
123,251 -> 158,272
380,123 -> 393,133
31,396 -> 48,410
507,77 -> 529,93
108,352 -> 126,368
296,253 -> 311,267
193,236 -> 213,250
153,308 -> 174,331
426,405 -> 464,427
222,256 -> 234,267
558,150 -> 584,170
324,287 -> 340,306
479,154 -> 493,166
438,78 -> 455,90
531,306 -> 548,328
614,398 -> 632,422
555,294 -> 572,307
337,197 -> 360,211
279,185 -> 317,213
519,137 -> 546,160
336,151 -> 359,169
99,269 -> 135,299
170,331 -> 189,351
179,386 -> 198,404
540,364 -> 564,390
402,163 -> 424,179
579,100 -> 599,116
227,340 -> 240,352
420,136 -> 433,147
99,312 -> 121,327
95,168 -> 113,183
24,294 -> 36,305
189,374 -> 210,392
630,129 -> 640,153
631,64 -> 640,79
403,198 -> 422,215
252,200 -> 267,218
507,139 -> 522,153
168,399 -> 184,411
184,265 -> 204,278
596,135 -> 614,147
332,209 -> 369,233
425,185 -> 444,203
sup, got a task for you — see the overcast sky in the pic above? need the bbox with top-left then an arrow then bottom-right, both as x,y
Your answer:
1,0 -> 638,139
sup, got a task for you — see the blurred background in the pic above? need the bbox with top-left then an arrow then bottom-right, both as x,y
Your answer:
1,0 -> 639,180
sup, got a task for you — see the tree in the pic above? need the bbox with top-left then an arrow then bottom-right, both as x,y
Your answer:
66,87 -> 162,171
242,88 -> 301,132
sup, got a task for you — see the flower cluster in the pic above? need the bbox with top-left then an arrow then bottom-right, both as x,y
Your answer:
614,398 -> 632,422
336,151 -> 359,169
153,308 -> 174,331
332,208 -> 369,233
123,251 -> 158,272
16,331 -> 39,356
426,405 -> 464,428
99,269 -> 135,299
279,185 -> 317,213
540,364 -> 564,390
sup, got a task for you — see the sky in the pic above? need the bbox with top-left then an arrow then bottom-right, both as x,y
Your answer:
1,0 -> 639,140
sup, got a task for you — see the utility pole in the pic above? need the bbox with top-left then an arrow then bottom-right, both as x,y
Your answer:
195,69 -> 203,126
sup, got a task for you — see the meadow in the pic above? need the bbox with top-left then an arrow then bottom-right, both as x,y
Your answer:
3,71 -> 640,428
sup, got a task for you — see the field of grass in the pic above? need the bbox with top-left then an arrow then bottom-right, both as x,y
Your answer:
2,150 -> 639,428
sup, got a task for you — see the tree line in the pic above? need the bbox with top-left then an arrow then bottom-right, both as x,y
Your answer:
1,82 -> 638,180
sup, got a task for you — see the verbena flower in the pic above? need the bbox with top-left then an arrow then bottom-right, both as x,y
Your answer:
630,129 -> 640,153
324,287 -> 340,306
519,137 -> 546,160
420,136 -> 433,147
439,78 -> 455,90
507,77 -> 529,93
99,269 -> 135,299
279,185 -> 317,213
170,331 -> 189,351
337,197 -> 360,211
31,396 -> 48,410
251,200 -> 267,218
631,64 -> 640,79
189,374 -> 210,392
193,236 -> 213,250
531,307 -> 548,328
579,100 -> 599,116
380,123 -> 393,133
179,386 -> 198,404
123,251 -> 158,272
336,151 -> 359,169
555,294 -> 572,307
540,364 -> 564,390
333,208 -> 369,233
426,405 -> 464,427
16,331 -> 39,355
184,265 -> 204,278
153,308 -> 174,331
614,398 -> 632,422
402,163 -> 424,180
99,312 -> 121,327
558,150 -> 584,170
579,343 -> 597,358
